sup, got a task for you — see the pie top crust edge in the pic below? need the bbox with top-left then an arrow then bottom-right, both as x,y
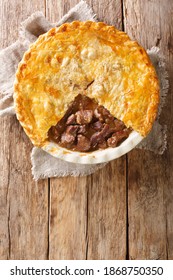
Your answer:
13,21 -> 160,147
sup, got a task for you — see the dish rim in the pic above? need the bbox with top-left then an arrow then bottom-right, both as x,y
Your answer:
42,130 -> 143,164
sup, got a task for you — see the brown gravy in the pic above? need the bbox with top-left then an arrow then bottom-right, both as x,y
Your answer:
48,94 -> 132,152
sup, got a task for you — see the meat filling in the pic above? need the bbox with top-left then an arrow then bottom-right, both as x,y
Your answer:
48,94 -> 132,152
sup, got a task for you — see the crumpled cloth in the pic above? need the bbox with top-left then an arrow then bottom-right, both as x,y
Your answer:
0,1 -> 168,180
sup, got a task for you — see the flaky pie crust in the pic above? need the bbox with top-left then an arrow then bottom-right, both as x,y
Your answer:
14,21 -> 159,146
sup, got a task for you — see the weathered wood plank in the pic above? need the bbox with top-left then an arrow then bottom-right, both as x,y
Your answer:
0,0 -> 48,260
85,0 -> 127,260
158,0 -> 173,260
46,0 -> 127,260
49,177 -> 88,259
123,0 -> 173,259
46,0 -> 79,20
2,0 -> 170,261
86,0 -> 122,26
46,0 -> 87,260
86,160 -> 127,259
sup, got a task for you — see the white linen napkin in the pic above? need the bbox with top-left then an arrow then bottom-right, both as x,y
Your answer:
0,1 -> 168,180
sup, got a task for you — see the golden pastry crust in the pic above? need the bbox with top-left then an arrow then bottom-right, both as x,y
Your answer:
14,21 -> 159,146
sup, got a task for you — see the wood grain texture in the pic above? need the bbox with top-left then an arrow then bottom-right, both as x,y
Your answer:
124,0 -> 173,260
49,177 -> 88,259
86,0 -> 122,26
86,160 -> 126,259
46,0 -> 127,260
46,0 -> 87,260
0,0 -> 172,260
85,0 -> 127,259
0,0 -> 48,260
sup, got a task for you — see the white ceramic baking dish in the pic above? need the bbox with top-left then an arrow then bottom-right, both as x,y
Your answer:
42,130 -> 143,164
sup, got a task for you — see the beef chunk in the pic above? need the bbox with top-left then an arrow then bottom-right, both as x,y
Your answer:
115,129 -> 130,142
94,106 -> 114,123
91,121 -> 103,131
61,133 -> 75,146
66,125 -> 78,136
91,124 -> 110,147
60,125 -> 78,147
114,119 -> 125,131
48,94 -> 132,152
94,108 -> 103,122
107,129 -> 130,147
98,141 -> 108,149
107,134 -> 118,147
76,110 -> 93,124
78,125 -> 87,134
66,114 -> 76,125
76,135 -> 91,152
99,106 -> 114,123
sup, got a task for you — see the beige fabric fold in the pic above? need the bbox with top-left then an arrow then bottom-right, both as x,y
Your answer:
0,0 -> 169,180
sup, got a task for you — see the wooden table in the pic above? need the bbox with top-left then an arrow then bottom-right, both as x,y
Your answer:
0,0 -> 172,260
